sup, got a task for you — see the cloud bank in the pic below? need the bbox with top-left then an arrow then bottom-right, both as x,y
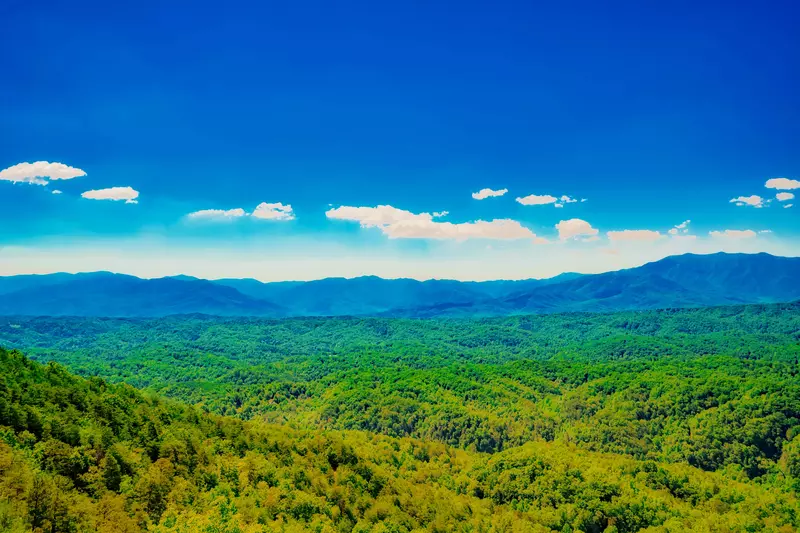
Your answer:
709,229 -> 758,239
326,204 -> 545,242
326,205 -> 433,227
382,218 -> 547,242
607,229 -> 663,242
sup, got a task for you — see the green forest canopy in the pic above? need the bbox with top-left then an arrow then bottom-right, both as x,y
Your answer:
1,302 -> 800,531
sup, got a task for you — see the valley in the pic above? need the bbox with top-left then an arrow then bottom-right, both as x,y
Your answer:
1,297 -> 799,531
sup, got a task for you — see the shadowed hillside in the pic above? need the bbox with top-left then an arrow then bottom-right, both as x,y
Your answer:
1,253 -> 799,318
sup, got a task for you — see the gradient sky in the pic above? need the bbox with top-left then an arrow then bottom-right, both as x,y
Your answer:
1,0 -> 798,280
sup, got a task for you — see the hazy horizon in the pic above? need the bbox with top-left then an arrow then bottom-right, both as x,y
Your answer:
1,249 -> 796,284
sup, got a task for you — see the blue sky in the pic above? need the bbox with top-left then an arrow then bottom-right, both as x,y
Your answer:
1,0 -> 798,280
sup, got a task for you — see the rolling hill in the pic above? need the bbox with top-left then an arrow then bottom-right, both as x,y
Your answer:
0,252 -> 797,317
394,252 -> 800,316
0,272 -> 284,317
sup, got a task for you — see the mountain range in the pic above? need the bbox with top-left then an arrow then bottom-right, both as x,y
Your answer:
1,252 -> 798,318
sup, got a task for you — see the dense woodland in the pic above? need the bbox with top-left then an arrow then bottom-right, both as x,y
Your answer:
1,302 -> 800,531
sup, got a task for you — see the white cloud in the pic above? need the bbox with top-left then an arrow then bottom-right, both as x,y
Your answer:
187,208 -> 247,220
433,211 -> 449,218
759,230 -> 772,234
252,202 -> 294,221
516,194 -> 558,206
51,190 -> 63,195
776,192 -> 794,202
669,220 -> 691,236
382,218 -> 547,242
516,193 -> 581,206
0,161 -> 86,185
81,186 -> 139,204
326,205 -> 433,227
607,230 -> 663,242
730,195 -> 764,208
472,188 -> 508,200
555,218 -> 599,241
765,177 -> 800,190
709,229 -> 758,239
188,203 -> 295,221
327,204 -> 545,242
785,204 -> 794,209
671,235 -> 698,242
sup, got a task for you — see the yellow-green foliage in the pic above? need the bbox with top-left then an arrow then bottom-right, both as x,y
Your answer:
1,347 -> 799,532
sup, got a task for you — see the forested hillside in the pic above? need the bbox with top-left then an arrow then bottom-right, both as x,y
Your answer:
1,347 -> 800,532
2,302 -> 800,531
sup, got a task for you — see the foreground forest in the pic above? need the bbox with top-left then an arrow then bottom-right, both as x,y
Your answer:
1,302 -> 800,531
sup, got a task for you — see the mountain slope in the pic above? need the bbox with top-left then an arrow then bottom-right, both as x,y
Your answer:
2,346 -> 798,531
0,271 -> 110,295
497,270 -> 733,313
399,252 -> 800,316
0,274 -> 284,317
0,252 -> 798,317
635,252 -> 800,301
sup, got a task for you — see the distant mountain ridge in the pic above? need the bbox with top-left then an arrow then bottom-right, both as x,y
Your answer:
0,253 -> 798,318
